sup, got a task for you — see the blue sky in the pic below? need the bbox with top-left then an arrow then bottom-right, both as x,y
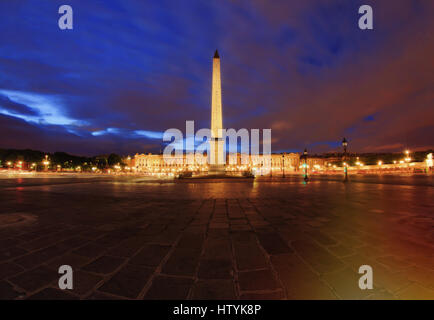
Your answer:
0,0 -> 433,155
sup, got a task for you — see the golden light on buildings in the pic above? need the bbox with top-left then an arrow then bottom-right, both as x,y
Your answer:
426,153 -> 433,167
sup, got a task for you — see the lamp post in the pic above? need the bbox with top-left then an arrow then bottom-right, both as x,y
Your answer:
303,148 -> 309,181
426,153 -> 433,173
282,153 -> 285,178
342,138 -> 348,182
43,155 -> 50,171
404,150 -> 411,170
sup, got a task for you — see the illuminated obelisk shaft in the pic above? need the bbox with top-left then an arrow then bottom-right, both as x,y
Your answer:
209,50 -> 225,173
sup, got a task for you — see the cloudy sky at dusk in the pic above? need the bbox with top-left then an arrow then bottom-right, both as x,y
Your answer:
0,0 -> 433,156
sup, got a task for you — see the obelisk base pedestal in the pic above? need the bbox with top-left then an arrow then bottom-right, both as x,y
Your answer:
208,164 -> 226,175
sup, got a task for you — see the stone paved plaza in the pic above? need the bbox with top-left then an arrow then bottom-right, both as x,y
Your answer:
0,174 -> 433,299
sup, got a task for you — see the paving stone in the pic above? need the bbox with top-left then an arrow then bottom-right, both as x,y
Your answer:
162,248 -> 201,276
130,244 -> 171,267
328,244 -> 354,257
198,259 -> 233,279
0,262 -> 24,280
14,245 -> 66,269
209,222 -> 229,229
0,281 -> 24,299
27,287 -> 78,300
0,238 -> 25,248
202,239 -> 232,260
271,254 -> 337,299
397,266 -> 434,289
396,283 -> 434,300
87,291 -> 123,300
94,234 -> 130,247
208,229 -> 229,240
58,237 -> 89,250
99,264 -> 154,299
238,270 -> 280,291
293,240 -> 344,274
334,233 -> 364,247
191,280 -> 236,299
370,263 -> 412,293
231,231 -> 257,244
233,243 -> 267,271
322,267 -> 372,299
0,176 -> 432,299
144,276 -> 193,299
17,231 -> 53,242
377,256 -> 412,270
307,231 -> 337,246
240,291 -> 284,300
71,270 -> 103,296
19,232 -> 69,251
73,243 -> 108,258
0,246 -> 27,262
152,229 -> 181,245
82,256 -> 125,275
79,229 -> 105,240
257,233 -> 293,255
106,242 -> 142,258
230,225 -> 252,231
141,224 -> 167,235
341,253 -> 376,273
229,219 -> 248,225
364,289 -> 397,300
9,266 -> 57,292
278,224 -> 309,243
177,233 -> 205,250
46,252 -> 91,271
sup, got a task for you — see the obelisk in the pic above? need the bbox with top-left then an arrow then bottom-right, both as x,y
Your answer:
209,50 -> 225,174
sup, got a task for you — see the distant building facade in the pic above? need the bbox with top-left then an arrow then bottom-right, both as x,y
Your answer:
134,152 -> 300,174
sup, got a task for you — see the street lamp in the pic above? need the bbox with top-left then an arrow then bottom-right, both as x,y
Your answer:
342,138 -> 348,182
303,148 -> 309,181
426,153 -> 433,172
43,155 -> 50,171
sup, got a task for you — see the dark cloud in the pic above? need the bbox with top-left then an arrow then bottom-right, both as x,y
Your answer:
0,94 -> 39,116
0,0 -> 432,155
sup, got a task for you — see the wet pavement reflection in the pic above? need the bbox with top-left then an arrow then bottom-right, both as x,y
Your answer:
0,174 -> 433,299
